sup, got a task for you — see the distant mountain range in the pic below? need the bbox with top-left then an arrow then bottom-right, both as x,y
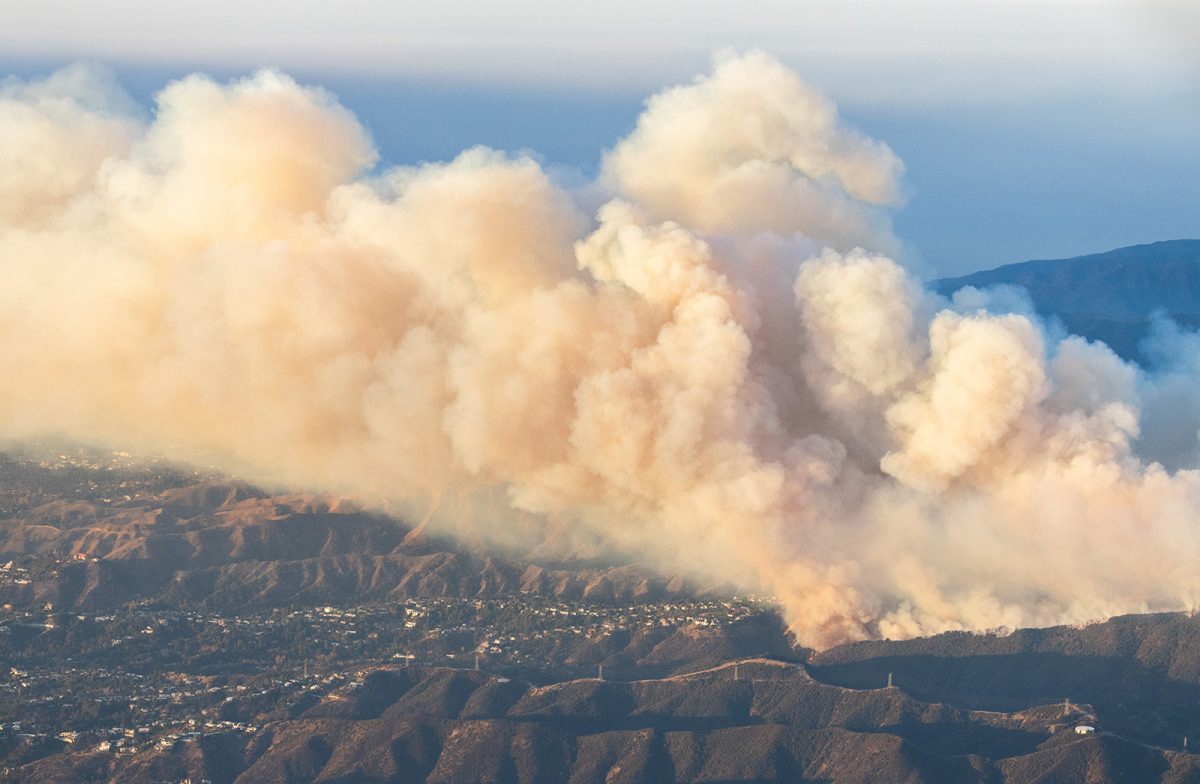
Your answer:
934,239 -> 1200,363
0,459 -> 698,614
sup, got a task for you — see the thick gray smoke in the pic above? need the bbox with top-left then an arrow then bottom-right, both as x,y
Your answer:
3,52 -> 1199,647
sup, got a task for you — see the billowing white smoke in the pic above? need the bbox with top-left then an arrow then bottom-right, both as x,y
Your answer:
3,52 -> 1199,648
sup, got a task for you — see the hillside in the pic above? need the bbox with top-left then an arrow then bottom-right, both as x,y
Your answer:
811,613 -> 1200,753
8,448 -> 1200,780
12,648 -> 1200,783
935,239 -> 1200,361
0,448 -> 702,613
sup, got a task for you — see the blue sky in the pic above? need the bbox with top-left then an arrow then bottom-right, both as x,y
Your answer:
3,0 -> 1197,276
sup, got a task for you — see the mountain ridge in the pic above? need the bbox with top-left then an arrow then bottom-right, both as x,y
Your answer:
934,239 -> 1200,361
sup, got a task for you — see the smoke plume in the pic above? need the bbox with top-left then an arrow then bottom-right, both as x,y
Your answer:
3,52 -> 1199,647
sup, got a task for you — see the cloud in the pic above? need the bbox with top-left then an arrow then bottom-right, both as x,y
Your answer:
602,50 -> 903,251
3,52 -> 1200,648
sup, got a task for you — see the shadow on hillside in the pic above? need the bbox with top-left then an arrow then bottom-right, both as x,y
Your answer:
883,723 -> 1046,759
